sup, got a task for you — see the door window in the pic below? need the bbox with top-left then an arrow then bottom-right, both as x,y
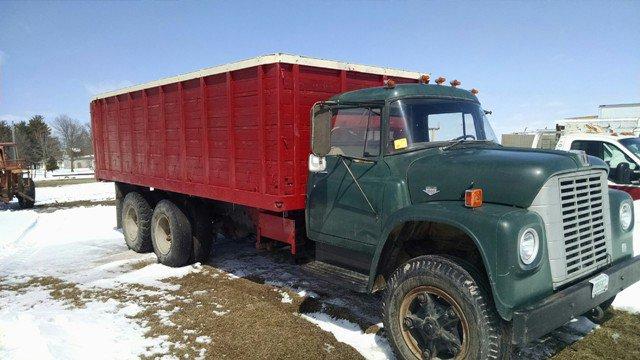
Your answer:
570,140 -> 638,170
329,108 -> 381,158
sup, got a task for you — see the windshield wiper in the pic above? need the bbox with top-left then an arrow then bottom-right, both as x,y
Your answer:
442,138 -> 468,151
442,139 -> 495,151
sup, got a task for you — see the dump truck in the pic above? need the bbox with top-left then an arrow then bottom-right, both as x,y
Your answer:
91,54 -> 640,359
0,142 -> 35,208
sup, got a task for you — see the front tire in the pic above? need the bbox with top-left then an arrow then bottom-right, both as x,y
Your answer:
18,178 -> 35,209
151,200 -> 192,267
383,255 -> 508,360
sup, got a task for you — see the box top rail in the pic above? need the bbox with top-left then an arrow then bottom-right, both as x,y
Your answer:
92,53 -> 425,100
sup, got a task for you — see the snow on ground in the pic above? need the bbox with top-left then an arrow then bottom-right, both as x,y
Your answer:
611,201 -> 640,312
33,168 -> 95,181
35,181 -> 115,205
0,204 -> 200,359
0,289 -> 163,360
302,313 -> 392,360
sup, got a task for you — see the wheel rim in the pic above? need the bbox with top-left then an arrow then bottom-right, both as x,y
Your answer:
154,214 -> 172,255
398,286 -> 469,359
123,206 -> 139,241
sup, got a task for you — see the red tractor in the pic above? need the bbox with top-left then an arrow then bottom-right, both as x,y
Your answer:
0,142 -> 35,208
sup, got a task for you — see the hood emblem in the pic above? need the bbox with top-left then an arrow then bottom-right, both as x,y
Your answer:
422,186 -> 440,196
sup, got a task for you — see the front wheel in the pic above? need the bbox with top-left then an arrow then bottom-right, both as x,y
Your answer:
383,255 -> 509,360
18,178 -> 35,209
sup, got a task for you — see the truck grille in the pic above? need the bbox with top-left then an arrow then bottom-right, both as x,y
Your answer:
529,169 -> 612,288
558,172 -> 608,277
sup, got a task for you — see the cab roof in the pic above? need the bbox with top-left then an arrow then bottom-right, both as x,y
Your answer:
329,83 -> 480,104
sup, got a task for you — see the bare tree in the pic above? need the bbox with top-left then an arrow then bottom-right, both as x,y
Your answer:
52,115 -> 86,172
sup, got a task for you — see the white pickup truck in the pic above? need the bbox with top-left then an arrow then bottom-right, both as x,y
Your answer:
502,130 -> 640,199
554,132 -> 640,199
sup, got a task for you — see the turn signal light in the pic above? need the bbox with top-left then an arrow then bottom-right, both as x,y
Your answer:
465,189 -> 483,208
450,79 -> 461,87
471,88 -> 479,95
420,74 -> 431,84
435,76 -> 446,85
385,79 -> 396,88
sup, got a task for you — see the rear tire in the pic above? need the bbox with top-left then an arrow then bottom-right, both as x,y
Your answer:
121,192 -> 153,253
18,178 -> 35,209
383,255 -> 509,360
151,200 -> 192,267
190,207 -> 213,263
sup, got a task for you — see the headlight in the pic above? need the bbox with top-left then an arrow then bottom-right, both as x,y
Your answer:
620,201 -> 633,231
519,228 -> 540,265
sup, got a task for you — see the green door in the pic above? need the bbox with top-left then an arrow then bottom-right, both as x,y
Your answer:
307,106 -> 385,247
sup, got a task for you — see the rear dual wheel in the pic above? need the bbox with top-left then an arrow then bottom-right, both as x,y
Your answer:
151,200 -> 193,267
122,192 -> 153,252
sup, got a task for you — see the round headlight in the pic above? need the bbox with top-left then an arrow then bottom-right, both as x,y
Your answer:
519,228 -> 540,265
620,202 -> 633,231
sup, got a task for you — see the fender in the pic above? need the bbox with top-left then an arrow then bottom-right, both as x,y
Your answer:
368,201 -> 551,320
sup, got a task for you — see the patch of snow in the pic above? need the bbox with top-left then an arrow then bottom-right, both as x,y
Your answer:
35,181 -> 114,205
0,289 -> 162,360
276,289 -> 293,303
195,336 -> 212,344
91,263 -> 201,291
212,310 -> 229,316
611,200 -> 640,313
33,168 -> 95,181
301,312 -> 394,360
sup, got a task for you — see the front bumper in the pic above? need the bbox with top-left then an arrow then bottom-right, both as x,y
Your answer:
511,256 -> 640,345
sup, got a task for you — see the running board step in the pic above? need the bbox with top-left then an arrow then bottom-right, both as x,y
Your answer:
302,261 -> 369,292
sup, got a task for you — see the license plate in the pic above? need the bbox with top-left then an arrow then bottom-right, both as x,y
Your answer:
589,273 -> 609,298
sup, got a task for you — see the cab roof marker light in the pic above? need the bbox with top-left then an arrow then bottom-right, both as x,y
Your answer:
384,79 -> 396,89
450,79 -> 461,87
435,76 -> 446,85
471,88 -> 479,95
419,74 -> 431,84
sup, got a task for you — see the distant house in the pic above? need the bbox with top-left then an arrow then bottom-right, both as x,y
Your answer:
58,154 -> 95,170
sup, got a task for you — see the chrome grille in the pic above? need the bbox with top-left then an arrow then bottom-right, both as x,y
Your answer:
529,169 -> 611,288
558,172 -> 609,277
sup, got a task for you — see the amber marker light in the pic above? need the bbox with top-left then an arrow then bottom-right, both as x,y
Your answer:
420,74 -> 431,84
471,88 -> 479,95
465,189 -> 483,208
385,79 -> 396,88
450,79 -> 461,87
435,76 -> 446,85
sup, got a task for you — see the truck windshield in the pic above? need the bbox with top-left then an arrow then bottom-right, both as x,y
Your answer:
387,99 -> 497,154
619,137 -> 640,158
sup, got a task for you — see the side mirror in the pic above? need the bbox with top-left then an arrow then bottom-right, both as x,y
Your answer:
311,103 -> 332,157
308,153 -> 326,173
612,162 -> 632,184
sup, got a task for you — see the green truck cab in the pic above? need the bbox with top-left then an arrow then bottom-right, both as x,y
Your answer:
305,82 -> 640,359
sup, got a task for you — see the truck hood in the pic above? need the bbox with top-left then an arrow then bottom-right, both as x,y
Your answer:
407,146 -> 605,208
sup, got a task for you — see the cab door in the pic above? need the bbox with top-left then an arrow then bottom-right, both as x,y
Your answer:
307,107 -> 386,247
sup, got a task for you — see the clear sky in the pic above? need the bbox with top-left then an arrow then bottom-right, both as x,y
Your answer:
0,1 -> 638,135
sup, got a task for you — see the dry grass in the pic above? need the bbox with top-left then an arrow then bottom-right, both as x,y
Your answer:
552,310 -> 640,359
0,267 -> 363,359
35,178 -> 96,187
